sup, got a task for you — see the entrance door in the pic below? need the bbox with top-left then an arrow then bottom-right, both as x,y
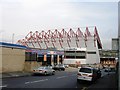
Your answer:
59,55 -> 63,64
37,54 -> 44,62
37,54 -> 46,65
54,55 -> 57,65
47,55 -> 51,65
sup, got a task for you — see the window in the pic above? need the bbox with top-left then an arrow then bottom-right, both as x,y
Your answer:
65,51 -> 75,53
87,52 -> 96,54
64,50 -> 86,59
76,51 -> 86,57
37,55 -> 44,62
66,56 -> 75,59
79,68 -> 92,73
25,52 -> 37,61
65,51 -> 75,56
76,56 -> 86,59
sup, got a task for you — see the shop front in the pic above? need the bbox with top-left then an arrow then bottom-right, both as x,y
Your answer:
37,50 -> 64,66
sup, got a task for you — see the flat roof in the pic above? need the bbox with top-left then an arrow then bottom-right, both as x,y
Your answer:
0,42 -> 27,49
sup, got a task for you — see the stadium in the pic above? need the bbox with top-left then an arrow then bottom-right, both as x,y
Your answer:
17,26 -> 102,65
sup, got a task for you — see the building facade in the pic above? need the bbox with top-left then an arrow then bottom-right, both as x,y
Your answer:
0,42 -> 64,73
99,50 -> 118,68
17,27 -> 102,66
112,38 -> 119,51
64,47 -> 100,66
0,42 -> 26,73
24,49 -> 64,71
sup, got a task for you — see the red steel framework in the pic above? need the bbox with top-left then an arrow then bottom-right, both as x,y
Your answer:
17,26 -> 102,49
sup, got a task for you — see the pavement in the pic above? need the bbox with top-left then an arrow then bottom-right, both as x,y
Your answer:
0,71 -> 32,79
87,72 -> 118,90
0,67 -> 77,79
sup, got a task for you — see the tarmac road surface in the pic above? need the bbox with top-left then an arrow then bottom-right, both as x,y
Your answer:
1,67 -> 118,90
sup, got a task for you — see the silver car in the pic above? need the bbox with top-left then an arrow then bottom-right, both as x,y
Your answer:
64,64 -> 69,68
33,66 -> 55,75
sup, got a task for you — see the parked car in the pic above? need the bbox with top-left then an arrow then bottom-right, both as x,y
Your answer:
96,69 -> 101,78
64,64 -> 69,68
104,68 -> 111,72
52,64 -> 65,71
47,65 -> 54,69
77,67 -> 98,82
33,66 -> 55,75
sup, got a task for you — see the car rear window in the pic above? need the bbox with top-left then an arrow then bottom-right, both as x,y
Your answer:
79,68 -> 92,73
38,67 -> 45,69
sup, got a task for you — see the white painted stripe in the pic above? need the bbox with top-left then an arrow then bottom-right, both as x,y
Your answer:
81,87 -> 87,90
0,85 -> 7,88
25,79 -> 48,84
56,76 -> 68,79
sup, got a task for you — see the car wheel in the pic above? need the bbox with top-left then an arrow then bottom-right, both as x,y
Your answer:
98,75 -> 101,78
77,79 -> 81,83
44,71 -> 47,75
91,78 -> 94,82
52,71 -> 55,75
32,73 -> 36,76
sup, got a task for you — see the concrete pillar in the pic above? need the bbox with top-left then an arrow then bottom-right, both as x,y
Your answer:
62,55 -> 64,64
51,55 -> 54,66
44,54 -> 47,61
57,55 -> 59,64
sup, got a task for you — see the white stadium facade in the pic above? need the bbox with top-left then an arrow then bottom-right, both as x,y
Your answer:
17,26 -> 102,65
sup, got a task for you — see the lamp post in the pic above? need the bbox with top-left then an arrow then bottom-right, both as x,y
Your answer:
118,2 -> 120,89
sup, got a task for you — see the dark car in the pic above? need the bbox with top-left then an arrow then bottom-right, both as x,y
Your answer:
104,68 -> 111,72
52,64 -> 65,71
96,69 -> 101,78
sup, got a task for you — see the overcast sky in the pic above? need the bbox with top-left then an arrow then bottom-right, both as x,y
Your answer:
0,0 -> 119,49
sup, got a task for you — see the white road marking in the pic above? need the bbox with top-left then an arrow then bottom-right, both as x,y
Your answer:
0,85 -> 7,88
56,76 -> 68,79
25,79 -> 48,84
11,75 -> 19,77
81,87 -> 87,90
25,74 -> 77,84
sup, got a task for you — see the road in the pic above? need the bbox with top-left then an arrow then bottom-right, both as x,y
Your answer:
1,68 -> 116,89
1,68 -> 92,89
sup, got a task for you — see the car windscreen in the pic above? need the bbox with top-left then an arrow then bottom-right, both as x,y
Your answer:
59,64 -> 64,66
79,68 -> 92,73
